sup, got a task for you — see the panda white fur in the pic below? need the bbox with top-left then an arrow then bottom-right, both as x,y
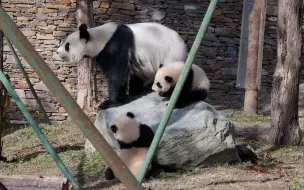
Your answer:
104,112 -> 155,180
56,22 -> 187,109
152,61 -> 210,108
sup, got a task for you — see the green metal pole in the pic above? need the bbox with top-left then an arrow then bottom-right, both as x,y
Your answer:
0,70 -> 78,187
0,6 -> 144,190
5,37 -> 51,124
137,0 -> 219,183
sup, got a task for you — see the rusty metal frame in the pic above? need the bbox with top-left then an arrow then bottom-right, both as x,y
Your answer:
0,6 -> 143,190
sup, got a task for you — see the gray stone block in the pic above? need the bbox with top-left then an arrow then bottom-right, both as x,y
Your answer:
85,93 -> 240,169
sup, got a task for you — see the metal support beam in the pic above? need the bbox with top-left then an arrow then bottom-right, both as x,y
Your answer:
256,0 -> 267,90
137,0 -> 219,183
0,70 -> 77,187
0,6 -> 143,190
5,38 -> 50,123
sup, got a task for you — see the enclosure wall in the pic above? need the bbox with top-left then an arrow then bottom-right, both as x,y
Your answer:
1,0 -> 282,123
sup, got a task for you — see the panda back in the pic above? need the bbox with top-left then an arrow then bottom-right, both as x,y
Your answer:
192,64 -> 210,90
127,23 -> 187,79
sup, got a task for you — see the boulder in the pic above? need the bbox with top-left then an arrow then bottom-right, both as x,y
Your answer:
85,93 -> 240,169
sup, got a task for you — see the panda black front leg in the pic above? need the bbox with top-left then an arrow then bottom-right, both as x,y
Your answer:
172,91 -> 191,109
99,76 -> 128,110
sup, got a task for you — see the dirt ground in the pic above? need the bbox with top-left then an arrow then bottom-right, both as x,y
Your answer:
100,167 -> 288,190
89,136 -> 304,190
1,110 -> 304,190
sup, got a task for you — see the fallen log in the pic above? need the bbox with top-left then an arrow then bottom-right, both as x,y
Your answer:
0,175 -> 70,190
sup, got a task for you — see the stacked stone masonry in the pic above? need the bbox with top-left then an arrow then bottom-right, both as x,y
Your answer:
0,0 -> 288,123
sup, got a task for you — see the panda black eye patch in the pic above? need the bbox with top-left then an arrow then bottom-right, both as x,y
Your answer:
165,76 -> 173,83
65,43 -> 70,52
157,82 -> 162,89
111,125 -> 117,133
126,112 -> 135,118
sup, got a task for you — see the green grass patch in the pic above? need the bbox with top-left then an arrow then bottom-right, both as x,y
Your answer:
0,120 -> 107,187
222,110 -> 271,123
0,150 -> 106,186
288,175 -> 304,190
236,137 -> 270,150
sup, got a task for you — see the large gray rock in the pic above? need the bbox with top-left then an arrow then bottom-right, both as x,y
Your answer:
85,93 -> 240,169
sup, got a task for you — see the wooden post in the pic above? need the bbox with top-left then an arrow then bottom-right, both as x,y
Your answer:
76,0 -> 97,115
243,0 -> 266,114
0,175 -> 70,190
270,0 -> 303,145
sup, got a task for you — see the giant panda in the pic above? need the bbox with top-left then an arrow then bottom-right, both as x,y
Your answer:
56,22 -> 187,109
104,112 -> 155,180
152,61 -> 210,109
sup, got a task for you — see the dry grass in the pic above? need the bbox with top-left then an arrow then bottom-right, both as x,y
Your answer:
1,111 -> 304,189
0,121 -> 106,187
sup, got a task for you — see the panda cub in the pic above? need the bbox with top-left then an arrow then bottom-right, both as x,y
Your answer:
105,112 -> 155,180
152,61 -> 210,108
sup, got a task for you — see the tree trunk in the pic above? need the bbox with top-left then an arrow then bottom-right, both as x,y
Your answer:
76,0 -> 97,114
244,0 -> 265,115
270,0 -> 303,145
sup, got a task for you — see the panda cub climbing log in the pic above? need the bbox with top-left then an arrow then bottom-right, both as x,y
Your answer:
56,22 -> 187,109
152,61 -> 210,108
104,112 -> 155,180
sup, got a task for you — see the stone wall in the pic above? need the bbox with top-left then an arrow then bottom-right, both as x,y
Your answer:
1,0 -> 280,123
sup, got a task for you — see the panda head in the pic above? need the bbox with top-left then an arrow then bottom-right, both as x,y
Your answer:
56,24 -> 91,64
152,64 -> 178,96
110,112 -> 140,144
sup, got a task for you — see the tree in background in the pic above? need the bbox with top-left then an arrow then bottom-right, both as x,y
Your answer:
270,0 -> 303,145
76,0 -> 98,115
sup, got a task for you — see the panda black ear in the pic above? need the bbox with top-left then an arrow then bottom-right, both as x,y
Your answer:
79,24 -> 88,30
165,76 -> 173,83
79,24 -> 90,43
159,64 -> 163,68
126,112 -> 135,118
111,125 -> 117,133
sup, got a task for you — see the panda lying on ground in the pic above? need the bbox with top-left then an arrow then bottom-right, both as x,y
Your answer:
56,22 -> 187,109
104,112 -> 155,180
152,61 -> 210,109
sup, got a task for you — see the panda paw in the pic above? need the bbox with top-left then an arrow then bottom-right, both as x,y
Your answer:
99,100 -> 113,110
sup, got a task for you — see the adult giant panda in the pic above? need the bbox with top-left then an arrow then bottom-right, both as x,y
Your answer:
56,22 -> 187,109
104,112 -> 155,180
